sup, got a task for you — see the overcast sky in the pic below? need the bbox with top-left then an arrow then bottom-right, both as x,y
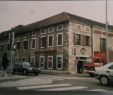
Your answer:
0,0 -> 113,33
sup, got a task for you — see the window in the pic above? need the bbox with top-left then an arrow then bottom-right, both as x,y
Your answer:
57,33 -> 63,46
48,35 -> 54,47
16,41 -> 21,50
100,38 -> 106,52
40,36 -> 46,48
48,56 -> 53,69
32,32 -> 35,36
23,40 -> 28,50
31,38 -> 36,49
76,34 -> 81,45
31,56 -> 35,66
84,36 -> 90,46
109,65 -> 113,69
48,27 -> 54,33
40,29 -> 46,35
39,56 -> 45,69
57,24 -> 63,31
56,55 -> 63,69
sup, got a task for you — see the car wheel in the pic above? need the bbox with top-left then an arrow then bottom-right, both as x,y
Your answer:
100,76 -> 109,85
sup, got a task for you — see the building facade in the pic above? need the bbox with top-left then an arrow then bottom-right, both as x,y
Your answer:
0,12 -> 113,74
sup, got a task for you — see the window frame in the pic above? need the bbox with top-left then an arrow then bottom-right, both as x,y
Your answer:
76,34 -> 81,45
31,37 -> 36,49
56,24 -> 64,31
39,56 -> 45,69
56,55 -> 63,70
57,33 -> 63,46
47,56 -> 53,69
48,35 -> 54,47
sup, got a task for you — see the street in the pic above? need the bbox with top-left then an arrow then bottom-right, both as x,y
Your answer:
0,74 -> 113,95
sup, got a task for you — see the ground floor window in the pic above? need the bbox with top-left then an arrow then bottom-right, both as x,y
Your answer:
30,56 -> 35,66
56,55 -> 63,69
39,56 -> 45,69
47,56 -> 53,69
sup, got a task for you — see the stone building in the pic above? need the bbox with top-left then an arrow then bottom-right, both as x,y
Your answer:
0,12 -> 113,74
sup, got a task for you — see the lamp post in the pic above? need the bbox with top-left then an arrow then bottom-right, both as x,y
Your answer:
105,0 -> 109,63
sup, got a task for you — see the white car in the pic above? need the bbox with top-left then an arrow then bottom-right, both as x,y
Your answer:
95,62 -> 113,85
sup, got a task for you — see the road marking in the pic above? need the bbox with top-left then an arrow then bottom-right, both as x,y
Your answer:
39,86 -> 88,91
17,84 -> 71,90
88,89 -> 108,91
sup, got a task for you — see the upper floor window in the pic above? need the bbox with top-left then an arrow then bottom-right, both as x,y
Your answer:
76,34 -> 81,45
23,40 -> 28,50
84,35 -> 90,46
31,38 -> 36,49
40,36 -> 46,48
48,27 -> 54,33
16,41 -> 21,50
57,24 -> 64,31
100,38 -> 106,52
32,32 -> 36,37
48,35 -> 54,47
57,33 -> 63,46
40,28 -> 46,35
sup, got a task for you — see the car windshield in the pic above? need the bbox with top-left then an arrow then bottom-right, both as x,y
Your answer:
103,62 -> 113,68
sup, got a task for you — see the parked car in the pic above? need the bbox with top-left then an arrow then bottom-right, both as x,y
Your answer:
12,62 -> 40,75
94,62 -> 113,85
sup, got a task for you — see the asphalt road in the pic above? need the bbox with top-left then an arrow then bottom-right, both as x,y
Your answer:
0,74 -> 113,95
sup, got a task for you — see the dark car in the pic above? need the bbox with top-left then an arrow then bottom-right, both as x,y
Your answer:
12,62 -> 40,75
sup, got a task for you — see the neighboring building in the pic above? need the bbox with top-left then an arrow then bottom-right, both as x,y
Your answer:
0,12 -> 113,74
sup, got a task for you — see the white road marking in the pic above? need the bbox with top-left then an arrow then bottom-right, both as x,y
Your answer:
17,84 -> 71,90
39,86 -> 88,91
88,89 -> 108,91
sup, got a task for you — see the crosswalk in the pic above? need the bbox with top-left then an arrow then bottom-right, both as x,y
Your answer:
17,83 -> 109,91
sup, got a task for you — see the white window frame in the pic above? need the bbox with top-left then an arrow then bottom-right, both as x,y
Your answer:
40,36 -> 46,48
32,32 -> 36,37
23,39 -> 28,50
31,56 -> 35,66
16,40 -> 21,51
39,56 -> 45,69
48,35 -> 54,47
48,27 -> 54,33
57,24 -> 64,31
40,28 -> 46,35
56,55 -> 63,70
47,56 -> 53,69
31,37 -> 36,49
57,33 -> 63,46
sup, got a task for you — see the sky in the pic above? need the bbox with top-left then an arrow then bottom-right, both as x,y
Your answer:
0,0 -> 113,33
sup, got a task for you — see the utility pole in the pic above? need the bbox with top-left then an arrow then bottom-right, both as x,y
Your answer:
105,0 -> 109,63
10,30 -> 15,74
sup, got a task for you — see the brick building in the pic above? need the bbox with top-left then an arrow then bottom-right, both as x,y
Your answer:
0,12 -> 113,74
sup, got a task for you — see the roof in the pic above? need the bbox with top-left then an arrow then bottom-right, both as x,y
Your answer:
0,12 -> 113,35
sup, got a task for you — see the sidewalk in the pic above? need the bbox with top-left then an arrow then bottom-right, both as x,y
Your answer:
41,70 -> 90,78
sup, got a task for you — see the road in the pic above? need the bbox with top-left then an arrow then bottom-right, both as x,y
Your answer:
0,74 -> 113,95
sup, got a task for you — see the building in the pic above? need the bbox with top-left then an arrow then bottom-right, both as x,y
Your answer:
0,12 -> 113,74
